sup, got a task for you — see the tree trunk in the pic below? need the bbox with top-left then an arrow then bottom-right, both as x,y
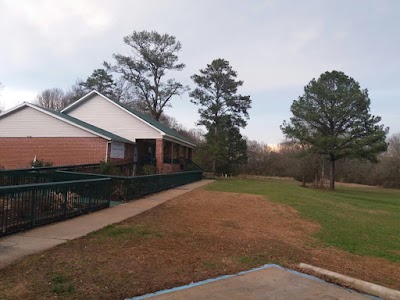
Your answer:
330,159 -> 336,190
212,125 -> 218,178
212,159 -> 216,178
314,169 -> 318,188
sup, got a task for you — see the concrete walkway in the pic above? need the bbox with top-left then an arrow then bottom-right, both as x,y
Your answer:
131,265 -> 376,300
0,179 -> 214,269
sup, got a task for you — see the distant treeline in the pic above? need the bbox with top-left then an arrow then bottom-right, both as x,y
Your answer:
193,133 -> 400,189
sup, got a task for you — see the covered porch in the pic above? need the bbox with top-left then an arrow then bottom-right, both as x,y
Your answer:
157,138 -> 193,173
136,138 -> 193,173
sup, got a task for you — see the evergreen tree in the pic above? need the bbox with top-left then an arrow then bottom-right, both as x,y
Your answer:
105,30 -> 188,121
281,70 -> 388,189
80,69 -> 116,98
190,59 -> 251,174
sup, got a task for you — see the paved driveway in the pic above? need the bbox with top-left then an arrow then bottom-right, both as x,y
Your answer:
130,265 -> 376,300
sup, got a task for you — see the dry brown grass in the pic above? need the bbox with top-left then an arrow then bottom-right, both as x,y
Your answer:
0,189 -> 399,300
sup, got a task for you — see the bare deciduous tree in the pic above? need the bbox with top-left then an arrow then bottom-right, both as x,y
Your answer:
35,82 -> 87,111
379,133 -> 400,187
34,88 -> 66,111
63,82 -> 86,107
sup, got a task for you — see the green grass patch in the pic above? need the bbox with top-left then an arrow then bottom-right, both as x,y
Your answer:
202,260 -> 219,269
207,178 -> 400,262
50,274 -> 75,296
234,254 -> 272,267
92,224 -> 164,239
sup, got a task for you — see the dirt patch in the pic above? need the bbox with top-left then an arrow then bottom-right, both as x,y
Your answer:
0,189 -> 399,300
335,182 -> 379,189
365,209 -> 391,215
237,174 -> 294,181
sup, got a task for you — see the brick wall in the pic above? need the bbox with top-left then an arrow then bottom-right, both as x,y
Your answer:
0,137 -> 108,169
161,163 -> 182,173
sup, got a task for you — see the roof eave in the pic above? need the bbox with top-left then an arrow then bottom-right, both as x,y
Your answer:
60,90 -> 99,113
163,133 -> 196,147
0,102 -> 29,118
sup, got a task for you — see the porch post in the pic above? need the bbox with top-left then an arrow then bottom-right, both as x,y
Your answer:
156,139 -> 164,173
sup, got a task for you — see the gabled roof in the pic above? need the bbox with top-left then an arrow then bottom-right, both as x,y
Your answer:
0,102 -> 133,144
61,90 -> 196,147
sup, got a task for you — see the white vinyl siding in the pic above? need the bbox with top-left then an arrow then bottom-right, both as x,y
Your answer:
66,95 -> 162,142
0,106 -> 96,137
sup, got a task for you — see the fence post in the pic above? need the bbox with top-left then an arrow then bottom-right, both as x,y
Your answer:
31,190 -> 36,227
88,185 -> 92,209
63,191 -> 68,217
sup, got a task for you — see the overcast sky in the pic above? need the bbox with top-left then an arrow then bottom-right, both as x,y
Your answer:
1,0 -> 399,145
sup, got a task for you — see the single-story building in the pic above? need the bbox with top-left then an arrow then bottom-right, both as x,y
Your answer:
0,102 -> 134,169
0,91 -> 195,172
61,91 -> 195,173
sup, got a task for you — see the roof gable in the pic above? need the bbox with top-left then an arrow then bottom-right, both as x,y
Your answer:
61,90 -> 195,147
0,102 -> 132,144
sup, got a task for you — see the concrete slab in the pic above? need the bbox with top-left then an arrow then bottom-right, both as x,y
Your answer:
0,235 -> 65,267
131,265 -> 374,300
0,179 -> 214,269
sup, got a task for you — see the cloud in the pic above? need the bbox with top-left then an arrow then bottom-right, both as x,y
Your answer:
1,0 -> 399,143
2,0 -> 397,93
0,86 -> 37,110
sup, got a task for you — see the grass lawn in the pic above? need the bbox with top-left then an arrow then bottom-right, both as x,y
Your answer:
208,178 -> 400,262
0,177 -> 399,299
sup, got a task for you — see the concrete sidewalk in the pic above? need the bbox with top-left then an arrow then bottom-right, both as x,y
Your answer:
0,179 -> 214,269
131,265 -> 375,300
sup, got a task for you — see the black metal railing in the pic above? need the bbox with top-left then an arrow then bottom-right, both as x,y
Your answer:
56,170 -> 203,201
0,163 -> 139,186
0,170 -> 94,186
185,159 -> 203,171
0,164 -> 101,186
163,158 -> 181,164
0,161 -> 203,236
0,178 -> 111,237
110,170 -> 203,201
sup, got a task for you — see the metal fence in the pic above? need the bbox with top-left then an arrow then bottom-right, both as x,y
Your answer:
0,163 -> 138,186
0,170 -> 92,186
0,162 -> 202,237
111,170 -> 203,201
0,164 -> 102,186
0,178 -> 111,237
57,170 -> 203,201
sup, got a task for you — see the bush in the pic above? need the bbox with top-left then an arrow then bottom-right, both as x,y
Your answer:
31,159 -> 53,168
142,164 -> 157,175
98,161 -> 117,175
